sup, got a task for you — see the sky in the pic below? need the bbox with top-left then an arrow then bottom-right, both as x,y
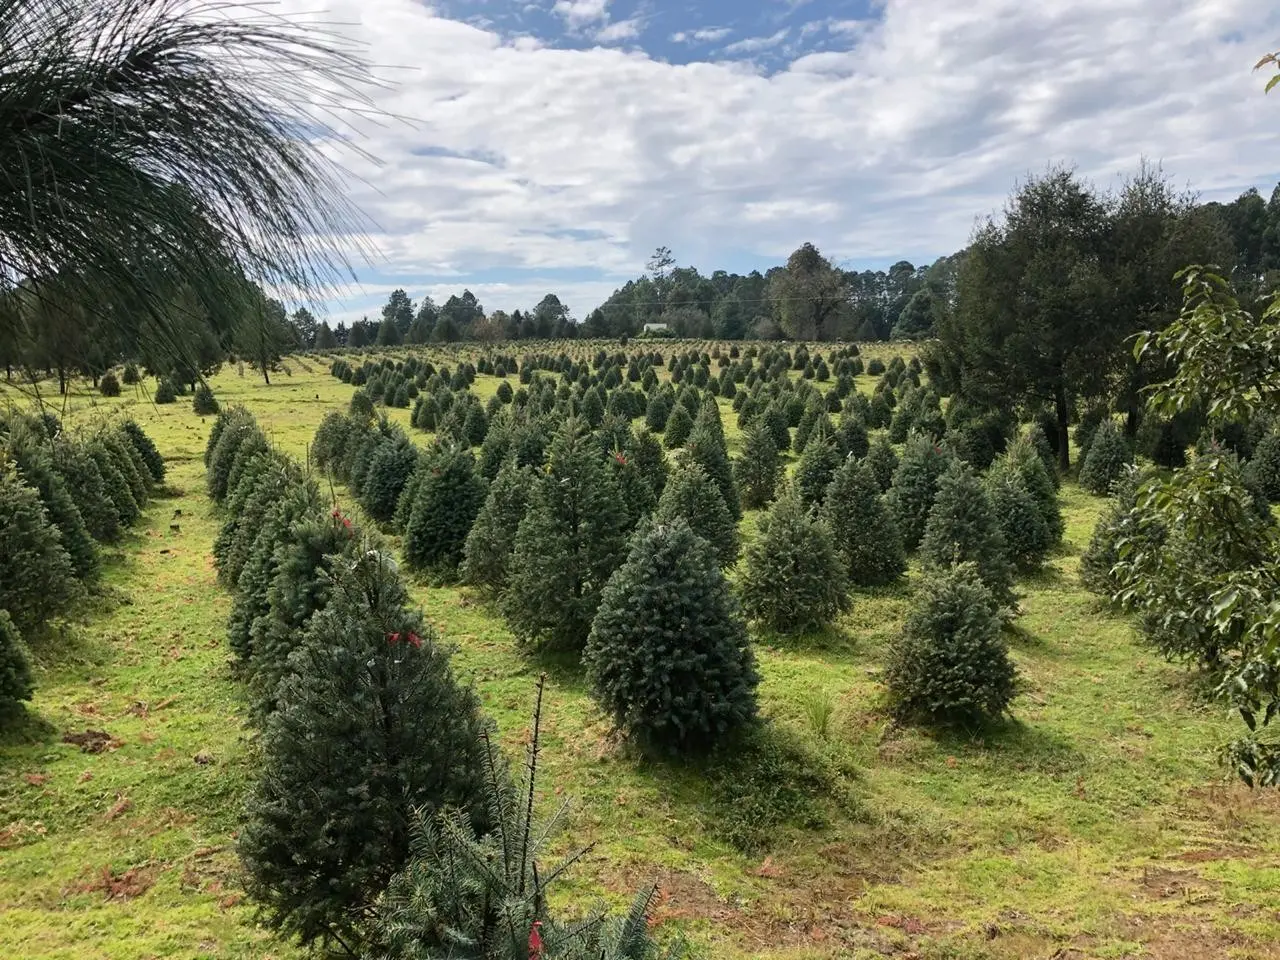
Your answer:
265,0 -> 1280,327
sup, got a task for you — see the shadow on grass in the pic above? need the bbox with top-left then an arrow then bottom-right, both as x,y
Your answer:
928,717 -> 1087,775
0,706 -> 58,748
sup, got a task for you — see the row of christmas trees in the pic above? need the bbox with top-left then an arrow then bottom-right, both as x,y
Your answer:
1,413 -> 164,720
202,407 -> 684,958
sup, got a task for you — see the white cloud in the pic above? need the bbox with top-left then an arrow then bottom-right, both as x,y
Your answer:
721,28 -> 790,55
552,0 -> 610,29
596,17 -> 642,43
672,26 -> 733,44
261,0 -> 1274,317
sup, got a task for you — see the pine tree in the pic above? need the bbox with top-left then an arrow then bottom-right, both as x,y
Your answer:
794,434 -> 841,509
239,550 -> 490,952
0,610 -> 34,720
88,440 -> 140,527
886,563 -> 1016,726
886,433 -> 951,550
685,419 -> 740,520
361,434 -> 420,525
502,420 -> 628,651
919,459 -> 1014,606
192,383 -> 220,415
734,420 -> 781,511
992,437 -> 1063,543
1080,465 -> 1157,596
0,464 -> 80,636
864,435 -> 898,493
586,520 -> 758,754
654,462 -> 738,568
739,487 -> 849,633
120,420 -> 166,484
51,441 -> 120,542
663,403 -> 693,449
1079,421 -> 1131,495
402,444 -> 488,577
8,431 -> 98,581
460,457 -> 532,594
821,458 -> 906,587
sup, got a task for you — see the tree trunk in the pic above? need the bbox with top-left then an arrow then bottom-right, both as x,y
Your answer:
57,364 -> 67,395
1054,382 -> 1070,473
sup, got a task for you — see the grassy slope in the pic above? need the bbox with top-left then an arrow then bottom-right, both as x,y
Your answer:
2,348 -> 1279,960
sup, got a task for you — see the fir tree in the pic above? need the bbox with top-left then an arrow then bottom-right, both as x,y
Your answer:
120,420 -> 166,483
586,520 -> 758,754
919,459 -> 1014,606
821,458 -> 906,587
1024,422 -> 1060,489
1244,430 -> 1280,502
1079,421 -> 1131,495
460,457 -> 532,594
794,434 -> 841,509
653,462 -> 738,568
361,434 -> 420,525
735,419 -> 781,510
502,420 -> 628,651
0,610 -> 34,721
88,440 -> 140,527
886,564 -> 1016,727
102,428 -> 152,507
52,441 -> 120,542
0,464 -> 80,636
626,428 -> 669,501
886,433 -> 951,550
644,392 -> 671,432
403,444 -> 488,577
864,435 -> 899,493
761,401 -> 791,452
685,419 -> 740,520
836,411 -> 870,460
739,487 -> 849,633
99,371 -> 121,397
663,403 -> 693,449
8,430 -> 98,581
991,438 -> 1063,543
207,411 -> 265,503
239,550 -> 490,953
192,383 -> 220,415
213,453 -> 294,587
1080,465 -> 1157,596
312,411 -> 354,478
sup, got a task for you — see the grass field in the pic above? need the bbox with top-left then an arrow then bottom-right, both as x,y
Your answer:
3,346 -> 1280,960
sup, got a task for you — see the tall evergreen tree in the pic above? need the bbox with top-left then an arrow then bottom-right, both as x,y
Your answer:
739,487 -> 849,633
821,458 -> 907,587
0,464 -> 80,636
886,433 -> 952,550
585,520 -> 758,755
1080,420 -> 1132,495
460,458 -> 533,594
919,459 -> 1015,607
864,435 -> 899,493
685,419 -> 741,520
502,420 -> 628,651
794,433 -> 841,509
403,444 -> 488,577
239,550 -> 490,953
735,418 -> 781,510
653,462 -> 738,568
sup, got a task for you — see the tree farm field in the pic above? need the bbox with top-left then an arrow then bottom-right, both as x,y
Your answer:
3,344 -> 1280,960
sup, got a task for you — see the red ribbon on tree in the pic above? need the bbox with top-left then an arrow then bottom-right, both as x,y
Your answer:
528,920 -> 543,959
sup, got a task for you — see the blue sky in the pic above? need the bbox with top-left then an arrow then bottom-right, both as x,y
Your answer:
269,0 -> 1279,325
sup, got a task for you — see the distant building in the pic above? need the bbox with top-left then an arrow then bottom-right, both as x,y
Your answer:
642,322 -> 670,334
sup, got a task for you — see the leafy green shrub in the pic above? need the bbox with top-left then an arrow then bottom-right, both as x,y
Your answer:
740,487 -> 849,633
239,551 -> 490,953
886,563 -> 1017,726
403,444 -> 488,577
821,458 -> 906,586
1079,421 -> 1131,495
920,459 -> 1014,606
192,383 -> 220,415
99,371 -> 120,397
0,610 -> 34,720
586,519 -> 758,755
654,462 -> 738,568
0,464 -> 80,637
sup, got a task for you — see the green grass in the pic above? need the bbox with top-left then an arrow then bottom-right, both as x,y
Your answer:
3,349 -> 1280,960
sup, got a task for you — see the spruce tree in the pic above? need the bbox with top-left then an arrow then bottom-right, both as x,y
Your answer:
88,440 -> 140,527
585,520 -> 758,755
919,459 -> 1014,606
864,435 -> 899,493
886,433 -> 951,550
992,438 -> 1063,543
821,458 -> 906,587
460,457 -> 532,594
1079,421 -> 1131,495
739,487 -> 849,633
685,419 -> 740,520
120,420 -> 166,483
886,563 -> 1016,727
239,550 -> 490,953
794,434 -> 841,509
653,462 -> 738,568
9,431 -> 98,581
663,403 -> 693,449
502,420 -> 628,651
52,441 -> 120,542
361,433 -> 420,525
0,610 -> 34,722
735,419 -> 781,510
403,444 -> 488,577
0,464 -> 80,637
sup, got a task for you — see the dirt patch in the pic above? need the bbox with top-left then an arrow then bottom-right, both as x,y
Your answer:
1172,846 -> 1255,863
1137,866 -> 1220,902
76,864 -> 159,901
62,729 -> 122,753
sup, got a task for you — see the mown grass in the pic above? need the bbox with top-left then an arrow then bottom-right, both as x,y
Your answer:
3,346 -> 1280,960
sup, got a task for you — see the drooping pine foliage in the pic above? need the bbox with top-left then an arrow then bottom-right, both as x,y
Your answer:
585,520 -> 758,755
